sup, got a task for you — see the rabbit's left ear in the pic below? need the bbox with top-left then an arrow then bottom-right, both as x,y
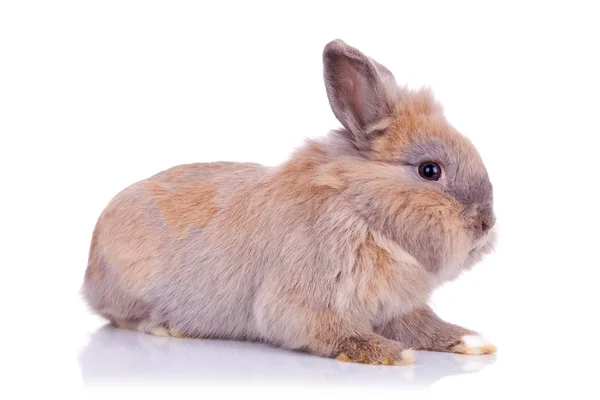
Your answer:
323,39 -> 397,142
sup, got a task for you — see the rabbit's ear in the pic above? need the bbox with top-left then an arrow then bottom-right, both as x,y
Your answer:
323,39 -> 397,142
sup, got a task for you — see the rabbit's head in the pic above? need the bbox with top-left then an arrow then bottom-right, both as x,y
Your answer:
322,39 -> 495,281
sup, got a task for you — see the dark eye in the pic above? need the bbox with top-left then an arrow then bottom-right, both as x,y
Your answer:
418,162 -> 441,181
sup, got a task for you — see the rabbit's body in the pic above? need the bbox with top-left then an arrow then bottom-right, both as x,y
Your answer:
82,40 -> 498,365
84,141 -> 431,342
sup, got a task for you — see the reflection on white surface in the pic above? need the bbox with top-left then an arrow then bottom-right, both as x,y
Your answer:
79,324 -> 496,389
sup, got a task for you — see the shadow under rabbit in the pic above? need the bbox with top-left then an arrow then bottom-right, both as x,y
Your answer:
79,324 -> 496,389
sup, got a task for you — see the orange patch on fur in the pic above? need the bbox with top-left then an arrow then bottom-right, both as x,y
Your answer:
352,233 -> 397,313
336,352 -> 354,363
98,193 -> 166,287
356,233 -> 395,281
372,119 -> 412,161
268,141 -> 339,216
336,337 -> 413,365
88,264 -> 101,279
315,163 -> 348,190
167,167 -> 185,181
149,181 -> 219,237
371,90 -> 448,162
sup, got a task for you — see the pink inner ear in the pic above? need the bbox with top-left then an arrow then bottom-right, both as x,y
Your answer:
338,62 -> 368,127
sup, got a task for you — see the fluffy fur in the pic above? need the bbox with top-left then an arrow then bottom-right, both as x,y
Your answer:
82,39 -> 497,365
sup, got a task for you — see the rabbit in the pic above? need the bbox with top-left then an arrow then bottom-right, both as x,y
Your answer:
81,39 -> 497,366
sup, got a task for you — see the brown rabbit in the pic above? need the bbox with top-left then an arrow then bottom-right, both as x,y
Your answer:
82,39 -> 497,365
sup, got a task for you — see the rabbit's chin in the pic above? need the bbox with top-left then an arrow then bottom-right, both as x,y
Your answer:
436,228 -> 497,284
464,228 -> 497,269
470,228 -> 497,257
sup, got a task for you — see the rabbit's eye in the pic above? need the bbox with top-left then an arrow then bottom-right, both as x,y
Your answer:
418,162 -> 441,181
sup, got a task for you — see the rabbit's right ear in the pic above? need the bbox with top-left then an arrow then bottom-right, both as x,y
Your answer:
323,39 -> 397,143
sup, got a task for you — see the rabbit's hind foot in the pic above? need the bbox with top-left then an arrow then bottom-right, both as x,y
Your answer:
113,319 -> 189,338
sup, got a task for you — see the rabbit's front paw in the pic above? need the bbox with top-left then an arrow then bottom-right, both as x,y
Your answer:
450,334 -> 497,355
336,336 -> 414,365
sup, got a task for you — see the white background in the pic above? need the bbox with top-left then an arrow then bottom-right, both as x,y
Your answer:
1,1 -> 599,399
